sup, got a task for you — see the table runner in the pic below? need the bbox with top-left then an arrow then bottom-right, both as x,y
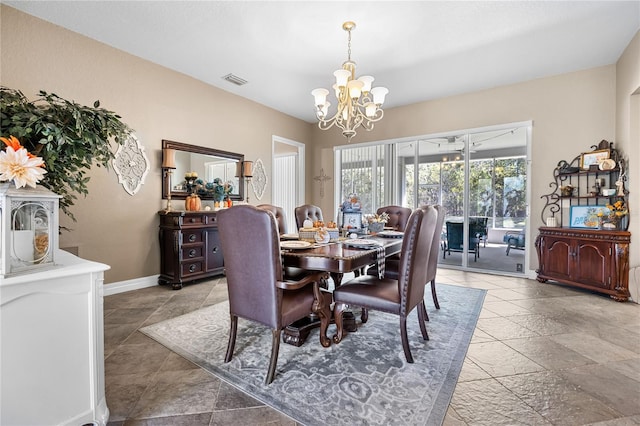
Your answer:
374,244 -> 386,279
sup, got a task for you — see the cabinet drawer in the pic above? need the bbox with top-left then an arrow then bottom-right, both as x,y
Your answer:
204,214 -> 218,225
181,261 -> 204,276
182,231 -> 203,244
182,246 -> 203,260
181,215 -> 206,227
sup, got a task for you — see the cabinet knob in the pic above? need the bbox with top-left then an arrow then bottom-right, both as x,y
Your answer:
189,264 -> 197,273
190,218 -> 196,223
212,246 -> 218,253
188,234 -> 197,242
188,249 -> 196,258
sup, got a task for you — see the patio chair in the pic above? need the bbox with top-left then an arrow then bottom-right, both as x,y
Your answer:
470,216 -> 489,247
443,221 -> 480,261
503,230 -> 525,255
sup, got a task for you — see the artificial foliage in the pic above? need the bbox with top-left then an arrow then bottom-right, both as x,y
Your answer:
0,87 -> 133,221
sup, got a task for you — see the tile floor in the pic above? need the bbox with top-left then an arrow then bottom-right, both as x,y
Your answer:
104,269 -> 640,425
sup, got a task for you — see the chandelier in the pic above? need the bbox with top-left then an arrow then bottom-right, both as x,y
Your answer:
311,21 -> 388,142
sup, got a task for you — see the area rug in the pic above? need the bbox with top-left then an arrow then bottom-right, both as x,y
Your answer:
141,283 -> 485,426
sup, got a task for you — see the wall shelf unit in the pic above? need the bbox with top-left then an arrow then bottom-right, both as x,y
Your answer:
536,140 -> 631,301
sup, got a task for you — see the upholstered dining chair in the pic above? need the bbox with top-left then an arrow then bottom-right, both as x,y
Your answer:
257,204 -> 288,235
377,205 -> 412,231
332,206 -> 438,363
257,204 -> 312,282
294,204 -> 324,230
366,205 -> 445,320
361,205 -> 411,317
217,205 -> 331,385
423,205 -> 445,311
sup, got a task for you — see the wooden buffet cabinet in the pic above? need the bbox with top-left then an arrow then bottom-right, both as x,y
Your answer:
535,227 -> 630,301
158,210 -> 224,289
537,141 -> 631,301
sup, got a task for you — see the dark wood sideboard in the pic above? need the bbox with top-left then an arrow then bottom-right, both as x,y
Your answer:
158,211 -> 224,289
535,227 -> 630,301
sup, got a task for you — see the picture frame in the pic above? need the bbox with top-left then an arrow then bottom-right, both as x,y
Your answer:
341,211 -> 363,229
569,205 -> 609,228
580,149 -> 610,170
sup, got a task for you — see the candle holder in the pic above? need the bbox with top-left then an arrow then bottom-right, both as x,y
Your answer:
0,184 -> 61,277
163,169 -> 174,212
162,148 -> 177,212
245,177 -> 252,203
242,161 -> 253,204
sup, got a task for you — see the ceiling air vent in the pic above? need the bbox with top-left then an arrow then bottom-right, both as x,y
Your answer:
222,73 -> 248,86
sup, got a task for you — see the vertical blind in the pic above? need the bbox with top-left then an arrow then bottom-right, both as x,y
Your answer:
273,154 -> 298,233
336,145 -> 387,214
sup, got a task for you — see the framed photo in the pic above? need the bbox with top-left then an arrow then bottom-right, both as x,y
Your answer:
580,149 -> 610,170
569,205 -> 609,228
341,212 -> 362,229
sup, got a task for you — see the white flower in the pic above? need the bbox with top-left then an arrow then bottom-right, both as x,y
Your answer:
0,146 -> 47,188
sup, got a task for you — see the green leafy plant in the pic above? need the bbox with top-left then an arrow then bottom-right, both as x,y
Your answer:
0,87 -> 133,221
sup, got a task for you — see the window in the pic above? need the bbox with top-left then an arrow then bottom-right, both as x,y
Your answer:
335,125 -> 528,232
337,144 -> 387,213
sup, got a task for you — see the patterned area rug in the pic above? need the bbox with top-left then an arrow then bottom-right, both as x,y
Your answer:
141,283 -> 485,426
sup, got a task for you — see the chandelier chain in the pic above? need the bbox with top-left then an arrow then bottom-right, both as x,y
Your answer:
347,28 -> 352,62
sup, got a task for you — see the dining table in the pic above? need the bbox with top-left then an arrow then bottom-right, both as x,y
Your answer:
280,233 -> 403,346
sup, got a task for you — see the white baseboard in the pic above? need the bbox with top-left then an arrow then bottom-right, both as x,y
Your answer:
103,275 -> 159,296
629,266 -> 639,304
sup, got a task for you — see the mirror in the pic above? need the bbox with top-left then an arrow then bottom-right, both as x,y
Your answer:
162,140 -> 244,201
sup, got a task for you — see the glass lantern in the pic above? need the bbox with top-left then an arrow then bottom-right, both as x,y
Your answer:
0,183 -> 61,277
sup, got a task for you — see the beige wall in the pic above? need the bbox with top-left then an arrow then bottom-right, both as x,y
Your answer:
2,5 -> 636,288
615,30 -> 640,301
310,66 -> 619,274
0,6 -> 312,284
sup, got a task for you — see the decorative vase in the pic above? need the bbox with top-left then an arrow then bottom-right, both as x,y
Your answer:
616,216 -> 628,231
368,222 -> 384,234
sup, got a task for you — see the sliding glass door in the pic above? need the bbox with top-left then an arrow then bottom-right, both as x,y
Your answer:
466,129 -> 528,273
335,123 -> 530,275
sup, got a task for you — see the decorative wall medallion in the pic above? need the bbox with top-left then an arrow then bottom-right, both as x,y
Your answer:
252,158 -> 267,201
112,134 -> 150,195
314,168 -> 331,198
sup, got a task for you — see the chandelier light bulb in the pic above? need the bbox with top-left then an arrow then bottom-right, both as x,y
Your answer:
311,88 -> 329,107
347,80 -> 364,99
365,102 -> 376,117
311,21 -> 388,142
332,83 -> 340,98
370,87 -> 389,105
358,75 -> 374,93
334,69 -> 350,87
320,101 -> 330,117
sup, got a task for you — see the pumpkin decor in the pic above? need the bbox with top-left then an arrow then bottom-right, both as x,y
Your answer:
185,193 -> 201,211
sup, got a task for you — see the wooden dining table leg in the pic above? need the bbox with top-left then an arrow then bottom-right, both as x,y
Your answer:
330,272 -> 357,332
312,278 -> 332,348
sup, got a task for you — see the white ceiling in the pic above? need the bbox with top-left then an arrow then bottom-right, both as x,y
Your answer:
6,1 -> 640,123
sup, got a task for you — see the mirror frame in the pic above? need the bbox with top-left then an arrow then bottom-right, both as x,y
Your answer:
162,139 -> 245,201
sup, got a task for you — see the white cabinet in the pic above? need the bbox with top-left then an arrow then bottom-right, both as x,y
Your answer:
0,250 -> 110,425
